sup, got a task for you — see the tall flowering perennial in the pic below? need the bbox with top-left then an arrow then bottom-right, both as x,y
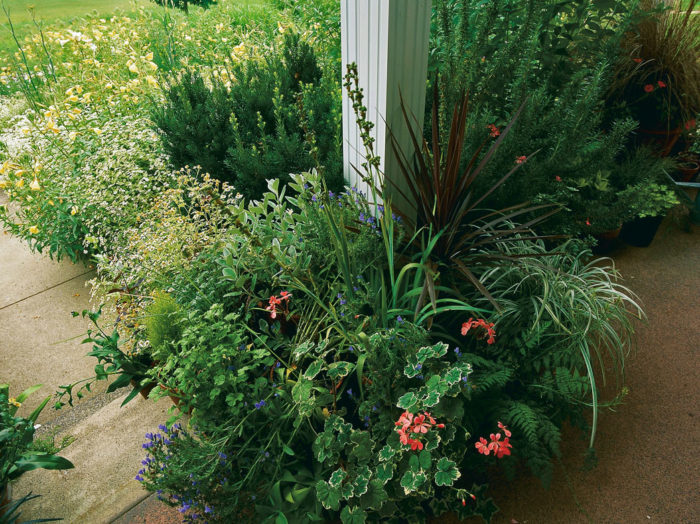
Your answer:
265,290 -> 291,319
394,410 -> 445,451
461,318 -> 496,345
475,422 -> 513,458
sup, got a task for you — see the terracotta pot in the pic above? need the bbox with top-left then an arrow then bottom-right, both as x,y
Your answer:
637,126 -> 683,157
159,385 -> 192,414
130,378 -> 157,399
677,161 -> 699,183
591,224 -> 623,254
0,483 -> 11,519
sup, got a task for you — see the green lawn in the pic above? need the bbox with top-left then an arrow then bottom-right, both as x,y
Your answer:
0,0 -> 148,52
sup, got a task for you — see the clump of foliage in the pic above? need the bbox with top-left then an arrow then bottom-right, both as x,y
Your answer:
607,0 -> 700,131
151,0 -> 217,12
430,0 -> 676,235
152,30 -> 343,200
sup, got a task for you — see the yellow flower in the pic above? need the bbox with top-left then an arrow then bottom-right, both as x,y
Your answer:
8,397 -> 21,408
0,179 -> 7,189
148,61 -> 158,71
146,75 -> 158,87
128,62 -> 139,74
21,127 -> 31,135
46,118 -> 60,134
48,200 -> 54,206
15,179 -> 24,188
75,85 -> 83,94
28,225 -> 39,234
145,51 -> 153,61
68,131 -> 78,141
67,95 -> 79,102
70,205 -> 79,215
30,178 -> 41,191
92,127 -> 102,136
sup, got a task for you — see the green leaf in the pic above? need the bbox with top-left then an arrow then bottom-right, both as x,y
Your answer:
352,465 -> 371,496
377,444 -> 396,462
422,389 -> 441,407
315,480 -> 341,511
304,360 -> 323,380
434,457 -> 461,487
349,432 -> 373,464
329,468 -> 347,488
403,356 -> 421,378
292,341 -> 315,358
274,512 -> 289,524
396,392 -> 418,410
376,463 -> 393,485
340,505 -> 366,524
282,445 -> 295,456
292,379 -> 313,404
443,367 -> 462,386
328,361 -> 354,379
419,450 -> 432,470
400,470 -> 427,495
359,479 -> 388,510
416,342 -> 448,361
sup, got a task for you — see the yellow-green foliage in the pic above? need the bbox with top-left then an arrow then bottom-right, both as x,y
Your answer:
145,290 -> 182,360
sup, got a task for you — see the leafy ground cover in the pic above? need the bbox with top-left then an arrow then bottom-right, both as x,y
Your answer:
0,0 -> 695,522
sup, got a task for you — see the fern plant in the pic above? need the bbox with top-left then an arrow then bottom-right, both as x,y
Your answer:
459,237 -> 642,484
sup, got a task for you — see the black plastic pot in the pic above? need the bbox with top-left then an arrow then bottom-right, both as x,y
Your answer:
619,215 -> 664,247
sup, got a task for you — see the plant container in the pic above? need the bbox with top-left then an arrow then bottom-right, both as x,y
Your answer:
591,224 -> 623,254
620,215 -> 664,247
677,161 -> 699,182
637,126 -> 683,157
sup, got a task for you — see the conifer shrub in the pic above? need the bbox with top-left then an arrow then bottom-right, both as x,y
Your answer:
151,31 -> 343,200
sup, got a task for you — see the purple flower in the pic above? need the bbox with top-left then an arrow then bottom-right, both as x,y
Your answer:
348,346 -> 354,352
328,191 -> 335,199
275,362 -> 281,368
142,442 -> 153,449
416,363 -> 422,370
135,474 -> 143,482
397,316 -> 404,324
346,388 -> 353,397
218,452 -> 227,460
254,400 -> 266,410
454,347 -> 461,357
145,432 -> 154,440
158,424 -> 167,432
311,195 -> 318,202
205,506 -> 213,514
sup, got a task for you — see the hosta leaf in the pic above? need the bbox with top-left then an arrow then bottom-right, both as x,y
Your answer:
396,392 -> 418,410
340,505 -> 366,524
377,444 -> 396,462
316,480 -> 341,511
434,457 -> 461,487
304,360 -> 323,380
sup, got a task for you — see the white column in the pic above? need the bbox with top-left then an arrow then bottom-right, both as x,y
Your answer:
341,0 -> 431,215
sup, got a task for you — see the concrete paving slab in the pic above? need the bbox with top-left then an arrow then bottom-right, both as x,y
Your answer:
0,194 -> 91,308
112,493 -> 181,524
13,393 -> 175,523
0,271 -> 98,421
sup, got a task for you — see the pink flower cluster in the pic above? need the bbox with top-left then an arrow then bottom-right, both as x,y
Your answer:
461,318 -> 496,345
475,422 -> 513,458
266,291 -> 291,319
487,123 -> 500,138
395,410 -> 445,451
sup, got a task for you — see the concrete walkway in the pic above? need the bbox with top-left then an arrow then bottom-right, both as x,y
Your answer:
1,193 -> 177,523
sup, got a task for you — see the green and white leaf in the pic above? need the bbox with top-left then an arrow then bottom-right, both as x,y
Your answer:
434,457 -> 461,487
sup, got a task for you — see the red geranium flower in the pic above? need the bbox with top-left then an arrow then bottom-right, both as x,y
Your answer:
644,84 -> 654,93
475,437 -> 490,455
633,57 -> 643,63
515,155 -> 527,164
657,80 -> 667,88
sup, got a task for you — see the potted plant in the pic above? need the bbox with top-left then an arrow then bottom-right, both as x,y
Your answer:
607,0 -> 700,156
1,384 -> 74,519
55,309 -> 155,410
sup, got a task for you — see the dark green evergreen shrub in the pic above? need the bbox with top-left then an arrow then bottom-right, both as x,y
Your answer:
150,0 -> 216,11
151,31 -> 342,200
